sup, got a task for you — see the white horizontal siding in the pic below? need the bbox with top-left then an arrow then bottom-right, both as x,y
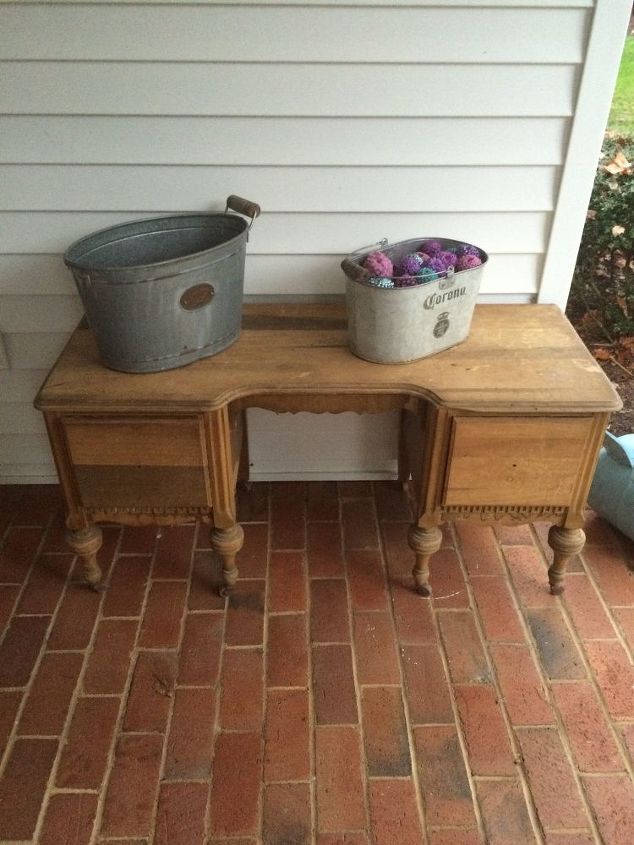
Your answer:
3,333 -> 70,369
0,117 -> 570,166
27,1 -> 594,7
3,165 -> 556,213
0,297 -> 83,333
0,403 -> 47,435
0,370 -> 50,403
1,6 -> 588,63
2,62 -> 578,117
0,435 -> 56,466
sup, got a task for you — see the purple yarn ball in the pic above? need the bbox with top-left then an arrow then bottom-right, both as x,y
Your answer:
437,251 -> 458,270
456,244 -> 481,258
427,255 -> 448,275
416,252 -> 431,265
419,239 -> 443,256
393,274 -> 419,288
399,253 -> 425,276
363,251 -> 393,278
456,254 -> 482,271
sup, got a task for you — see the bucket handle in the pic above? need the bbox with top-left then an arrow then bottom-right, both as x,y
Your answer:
225,195 -> 261,230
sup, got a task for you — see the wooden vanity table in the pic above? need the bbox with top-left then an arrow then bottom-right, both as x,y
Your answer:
34,302 -> 621,597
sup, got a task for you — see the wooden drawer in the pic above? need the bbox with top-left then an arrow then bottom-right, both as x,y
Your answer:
62,416 -> 210,509
443,417 -> 592,507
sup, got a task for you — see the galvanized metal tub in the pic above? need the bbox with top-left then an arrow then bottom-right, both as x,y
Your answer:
341,237 -> 488,364
64,196 -> 260,373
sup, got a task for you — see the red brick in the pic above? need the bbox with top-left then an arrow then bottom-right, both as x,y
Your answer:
99,840 -> 147,845
340,481 -> 373,498
517,727 -> 588,829
317,835 -> 369,845
153,524 -> 196,578
264,782 -> 311,845
236,480 -> 269,522
455,522 -> 504,576
584,511 -> 623,547
307,522 -> 345,577
101,733 -> 164,838
533,522 -> 583,573
238,522 -> 269,578
219,647 -> 263,731
401,643 -> 453,725
57,696 -> 120,788
346,549 -> 389,611
562,572 -> 617,640
428,831 -> 481,845
342,498 -> 379,550
225,579 -> 265,646
438,611 -> 491,684
613,606 -> 634,650
123,650 -> 177,733
154,781 -> 208,845
39,792 -> 98,845
102,555 -> 151,617
48,582 -> 101,650
84,618 -> 138,694
544,835 -> 594,845
139,580 -> 187,648
0,614 -> 50,686
208,732 -> 262,837
374,480 -> 411,521
308,481 -> 340,521
505,545 -> 551,607
493,523 -> 535,546
489,644 -> 554,726
0,690 -> 22,757
13,484 -> 62,526
0,526 -> 43,583
413,725 -> 476,827
17,552 -> 73,614
120,524 -> 158,555
368,779 -> 424,845
311,578 -> 350,642
454,684 -> 515,776
271,496 -> 306,550
0,737 -> 57,839
353,610 -> 400,685
360,686 -> 410,777
267,612 -> 308,687
269,550 -> 307,612
209,840 -> 257,845
164,687 -> 215,779
470,575 -> 526,643
390,581 -> 436,644
476,778 -> 536,845
313,644 -> 358,724
188,550 -> 225,611
381,521 -> 417,581
583,775 -> 634,845
620,722 -> 634,764
178,612 -> 223,686
315,725 -> 366,832
584,545 -> 634,607
584,640 -> 634,719
264,688 -> 310,782
551,681 -> 624,772
526,607 -> 586,680
0,584 -> 19,635
430,548 -> 470,610
18,651 -> 83,735
40,510 -> 68,552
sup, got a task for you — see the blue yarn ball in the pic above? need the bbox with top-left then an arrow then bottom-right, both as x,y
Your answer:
366,276 -> 394,289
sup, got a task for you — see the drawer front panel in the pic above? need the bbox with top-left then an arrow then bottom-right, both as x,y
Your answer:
444,417 -> 592,507
63,416 -> 210,509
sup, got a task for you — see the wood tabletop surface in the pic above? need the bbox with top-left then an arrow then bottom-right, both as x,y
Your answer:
35,302 -> 622,415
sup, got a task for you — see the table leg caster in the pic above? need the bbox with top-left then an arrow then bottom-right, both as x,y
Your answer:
408,525 -> 443,597
66,525 -> 104,591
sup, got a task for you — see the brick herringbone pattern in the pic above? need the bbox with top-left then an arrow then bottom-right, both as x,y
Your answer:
0,482 -> 633,844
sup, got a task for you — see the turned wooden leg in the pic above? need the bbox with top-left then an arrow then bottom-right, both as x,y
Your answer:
66,525 -> 103,591
547,526 -> 585,595
408,525 -> 443,597
211,524 -> 244,597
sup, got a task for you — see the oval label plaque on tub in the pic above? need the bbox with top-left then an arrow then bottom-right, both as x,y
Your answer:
180,283 -> 215,311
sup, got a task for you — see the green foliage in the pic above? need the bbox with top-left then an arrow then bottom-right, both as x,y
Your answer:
608,37 -> 634,135
571,134 -> 634,341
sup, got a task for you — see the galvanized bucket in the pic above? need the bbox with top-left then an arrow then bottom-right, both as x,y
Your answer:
64,195 -> 260,373
341,237 -> 488,364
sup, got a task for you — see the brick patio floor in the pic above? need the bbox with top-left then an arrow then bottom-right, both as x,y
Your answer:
1,481 -> 634,845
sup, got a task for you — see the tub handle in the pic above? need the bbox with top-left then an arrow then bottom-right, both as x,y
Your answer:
225,195 -> 261,229
341,257 -> 370,283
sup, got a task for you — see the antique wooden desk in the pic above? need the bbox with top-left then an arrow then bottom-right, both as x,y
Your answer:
35,303 -> 621,597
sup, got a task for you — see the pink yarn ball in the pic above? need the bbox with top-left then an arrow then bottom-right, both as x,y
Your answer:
456,254 -> 482,271
419,239 -> 442,256
363,251 -> 393,277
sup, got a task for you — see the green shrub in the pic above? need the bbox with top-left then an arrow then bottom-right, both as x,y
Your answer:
570,133 -> 634,341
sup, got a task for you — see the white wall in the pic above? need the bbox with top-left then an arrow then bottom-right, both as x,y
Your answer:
0,0 -> 631,483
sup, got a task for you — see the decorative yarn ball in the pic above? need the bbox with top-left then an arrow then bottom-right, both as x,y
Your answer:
363,251 -> 393,278
366,276 -> 394,289
416,252 -> 431,265
419,239 -> 443,256
436,251 -> 458,271
399,253 -> 425,276
427,255 -> 449,275
456,244 -> 481,258
456,254 -> 482,271
393,274 -> 419,288
416,267 -> 439,283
